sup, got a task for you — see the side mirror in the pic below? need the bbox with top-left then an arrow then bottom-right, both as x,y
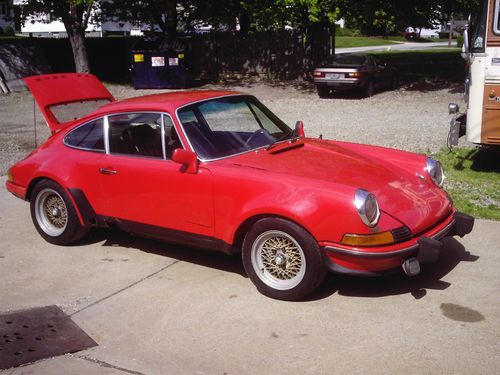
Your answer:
172,149 -> 198,174
295,120 -> 305,138
462,23 -> 470,61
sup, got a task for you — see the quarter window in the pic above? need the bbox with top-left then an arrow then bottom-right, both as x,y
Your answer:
163,115 -> 183,158
64,118 -> 105,151
108,113 -> 163,158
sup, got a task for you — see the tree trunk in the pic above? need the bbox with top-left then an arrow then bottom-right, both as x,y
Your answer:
158,0 -> 178,51
67,28 -> 90,73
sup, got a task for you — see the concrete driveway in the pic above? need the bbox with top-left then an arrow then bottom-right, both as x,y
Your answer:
1,176 -> 499,374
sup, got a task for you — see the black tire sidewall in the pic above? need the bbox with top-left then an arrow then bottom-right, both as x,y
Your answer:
317,86 -> 329,98
364,80 -> 374,97
242,217 -> 326,301
30,180 -> 87,245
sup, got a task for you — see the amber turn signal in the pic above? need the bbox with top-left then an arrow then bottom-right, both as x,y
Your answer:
341,231 -> 395,247
347,72 -> 361,78
7,170 -> 14,183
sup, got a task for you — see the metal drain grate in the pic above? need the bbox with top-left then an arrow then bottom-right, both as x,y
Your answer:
0,305 -> 97,370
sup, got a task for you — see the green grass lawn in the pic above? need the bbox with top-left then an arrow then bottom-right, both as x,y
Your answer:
335,36 -> 398,48
432,147 -> 500,221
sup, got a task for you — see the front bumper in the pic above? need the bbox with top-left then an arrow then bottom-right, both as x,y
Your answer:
322,211 -> 474,276
314,78 -> 364,90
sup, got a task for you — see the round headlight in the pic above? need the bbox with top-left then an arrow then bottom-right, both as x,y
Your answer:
354,189 -> 380,227
426,158 -> 445,187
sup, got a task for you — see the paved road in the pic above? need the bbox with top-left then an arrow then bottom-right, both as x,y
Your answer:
336,41 -> 454,54
1,176 -> 499,374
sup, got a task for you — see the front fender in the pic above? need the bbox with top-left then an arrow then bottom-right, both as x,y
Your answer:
211,165 -> 405,246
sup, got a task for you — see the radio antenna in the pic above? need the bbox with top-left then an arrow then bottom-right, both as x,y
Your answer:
33,98 -> 37,148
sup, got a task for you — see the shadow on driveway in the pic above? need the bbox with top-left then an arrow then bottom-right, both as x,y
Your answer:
306,237 -> 479,301
77,230 -> 478,302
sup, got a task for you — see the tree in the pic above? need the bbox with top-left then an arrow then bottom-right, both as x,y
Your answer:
17,1 -> 96,73
339,0 -> 480,36
102,0 -> 180,50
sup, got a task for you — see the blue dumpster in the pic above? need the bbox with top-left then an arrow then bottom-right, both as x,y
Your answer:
131,49 -> 190,89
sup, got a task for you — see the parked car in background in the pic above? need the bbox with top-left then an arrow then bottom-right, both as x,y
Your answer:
7,73 -> 474,301
313,54 -> 398,98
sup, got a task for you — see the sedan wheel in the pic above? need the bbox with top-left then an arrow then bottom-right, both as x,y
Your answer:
317,86 -> 330,98
363,80 -> 374,97
242,218 -> 326,300
30,180 -> 89,245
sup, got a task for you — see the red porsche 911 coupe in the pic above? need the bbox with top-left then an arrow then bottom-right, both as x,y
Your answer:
6,73 -> 474,300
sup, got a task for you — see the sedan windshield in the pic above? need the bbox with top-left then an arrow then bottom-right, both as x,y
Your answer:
177,95 -> 292,160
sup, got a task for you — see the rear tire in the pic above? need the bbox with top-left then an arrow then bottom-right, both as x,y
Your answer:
317,86 -> 330,98
242,217 -> 327,301
30,180 -> 89,245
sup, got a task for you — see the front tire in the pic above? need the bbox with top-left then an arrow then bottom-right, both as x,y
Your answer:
363,79 -> 374,97
242,218 -> 326,301
390,75 -> 399,90
30,180 -> 89,245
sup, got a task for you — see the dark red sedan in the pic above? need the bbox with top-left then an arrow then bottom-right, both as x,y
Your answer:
313,53 -> 398,97
6,73 -> 473,300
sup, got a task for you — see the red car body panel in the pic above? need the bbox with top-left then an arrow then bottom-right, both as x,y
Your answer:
7,74 -> 467,277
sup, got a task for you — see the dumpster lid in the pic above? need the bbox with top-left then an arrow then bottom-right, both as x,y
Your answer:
24,73 -> 115,133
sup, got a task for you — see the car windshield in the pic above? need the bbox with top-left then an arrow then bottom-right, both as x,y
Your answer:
326,54 -> 366,67
177,95 -> 292,160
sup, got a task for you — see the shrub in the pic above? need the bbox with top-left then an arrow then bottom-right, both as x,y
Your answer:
3,26 -> 15,36
335,26 -> 361,37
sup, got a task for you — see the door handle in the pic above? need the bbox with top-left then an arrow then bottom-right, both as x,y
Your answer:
99,167 -> 118,175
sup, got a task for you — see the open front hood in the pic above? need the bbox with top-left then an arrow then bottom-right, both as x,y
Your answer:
24,73 -> 115,133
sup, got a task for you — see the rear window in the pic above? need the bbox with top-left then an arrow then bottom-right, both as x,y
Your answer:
64,118 -> 105,151
50,99 -> 111,124
326,54 -> 366,66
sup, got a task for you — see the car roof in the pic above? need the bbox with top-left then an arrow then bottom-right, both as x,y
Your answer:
92,90 -> 243,116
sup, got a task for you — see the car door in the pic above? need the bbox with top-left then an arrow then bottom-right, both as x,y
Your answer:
63,117 -> 109,217
97,112 -> 214,238
373,56 -> 392,87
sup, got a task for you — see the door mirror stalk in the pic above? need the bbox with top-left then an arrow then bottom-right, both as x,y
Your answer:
172,149 -> 198,174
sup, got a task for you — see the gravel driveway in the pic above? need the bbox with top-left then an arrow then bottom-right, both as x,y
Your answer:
0,80 -> 468,176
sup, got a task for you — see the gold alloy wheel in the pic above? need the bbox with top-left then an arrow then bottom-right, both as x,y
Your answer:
251,230 -> 306,290
35,188 -> 68,237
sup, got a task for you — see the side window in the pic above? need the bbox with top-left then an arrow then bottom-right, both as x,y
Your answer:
163,115 -> 183,159
108,113 -> 163,158
65,118 -> 105,151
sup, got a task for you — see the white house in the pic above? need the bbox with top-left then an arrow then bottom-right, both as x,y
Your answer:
12,0 -> 144,37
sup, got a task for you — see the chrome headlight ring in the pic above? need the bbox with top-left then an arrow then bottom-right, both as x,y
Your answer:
426,157 -> 445,188
354,188 -> 380,228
